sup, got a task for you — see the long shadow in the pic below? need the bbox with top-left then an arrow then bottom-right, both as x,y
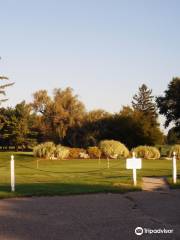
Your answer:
0,182 -> 140,199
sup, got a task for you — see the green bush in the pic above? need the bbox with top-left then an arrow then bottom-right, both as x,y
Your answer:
87,146 -> 102,159
55,145 -> 69,159
133,146 -> 160,159
68,148 -> 86,159
99,140 -> 129,159
169,145 -> 180,159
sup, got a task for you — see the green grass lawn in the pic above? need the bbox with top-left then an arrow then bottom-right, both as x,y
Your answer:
0,152 -> 179,198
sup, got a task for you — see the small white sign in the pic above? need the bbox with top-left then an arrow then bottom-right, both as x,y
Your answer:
126,152 -> 142,186
126,158 -> 142,169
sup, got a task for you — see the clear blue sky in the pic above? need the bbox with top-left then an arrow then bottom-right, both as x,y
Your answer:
1,0 -> 180,118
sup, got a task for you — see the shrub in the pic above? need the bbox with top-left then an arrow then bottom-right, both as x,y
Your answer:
99,140 -> 129,159
42,142 -> 56,159
33,142 -> 56,159
55,145 -> 69,159
87,146 -> 102,159
68,148 -> 86,159
79,152 -> 89,159
33,144 -> 44,158
133,146 -> 160,159
169,145 -> 180,159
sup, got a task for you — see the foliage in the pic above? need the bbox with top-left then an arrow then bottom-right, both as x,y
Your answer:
156,145 -> 171,157
167,127 -> 180,144
0,74 -> 14,105
99,140 -> 129,159
55,145 -> 69,159
33,142 -> 70,159
33,142 -> 56,159
169,145 -> 180,159
133,146 -> 161,159
31,87 -> 86,144
156,78 -> 180,130
79,152 -> 89,159
0,101 -> 37,150
87,146 -> 102,159
132,84 -> 157,118
68,148 -> 86,159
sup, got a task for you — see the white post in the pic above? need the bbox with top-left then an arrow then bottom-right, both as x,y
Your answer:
11,155 -> 15,192
132,152 -> 137,186
133,167 -> 137,186
173,152 -> 177,184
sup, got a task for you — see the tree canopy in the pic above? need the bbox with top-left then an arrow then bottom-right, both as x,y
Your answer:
156,78 -> 180,129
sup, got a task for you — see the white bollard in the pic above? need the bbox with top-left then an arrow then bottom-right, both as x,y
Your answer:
173,152 -> 177,184
133,167 -> 137,186
107,158 -> 110,169
11,155 -> 15,192
132,152 -> 137,186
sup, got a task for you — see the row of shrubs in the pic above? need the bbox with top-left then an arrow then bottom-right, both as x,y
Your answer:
33,140 -> 180,160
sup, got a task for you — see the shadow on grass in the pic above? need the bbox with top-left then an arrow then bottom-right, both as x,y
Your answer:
0,182 -> 140,199
15,153 -> 34,158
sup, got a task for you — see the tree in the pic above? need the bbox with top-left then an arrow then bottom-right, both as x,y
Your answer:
0,102 -> 37,150
131,84 -> 164,145
132,84 -> 157,118
156,78 -> 180,133
0,75 -> 14,104
167,127 -> 180,144
31,87 -> 86,144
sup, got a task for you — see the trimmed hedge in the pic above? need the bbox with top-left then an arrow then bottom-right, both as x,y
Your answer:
87,147 -> 102,159
99,140 -> 129,159
132,146 -> 160,159
68,148 -> 86,159
33,142 -> 69,159
169,144 -> 180,159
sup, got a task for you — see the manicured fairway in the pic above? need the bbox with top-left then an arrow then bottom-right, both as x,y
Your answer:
0,152 -> 179,198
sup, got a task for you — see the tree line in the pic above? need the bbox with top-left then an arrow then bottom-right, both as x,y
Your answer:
0,74 -> 180,150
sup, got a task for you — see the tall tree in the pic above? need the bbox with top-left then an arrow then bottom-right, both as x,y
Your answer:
31,87 -> 86,143
132,84 -> 157,118
0,102 -> 37,150
131,84 -> 164,145
0,62 -> 14,104
156,78 -> 180,131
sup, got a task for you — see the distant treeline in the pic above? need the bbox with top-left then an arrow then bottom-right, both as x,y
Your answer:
0,78 -> 180,151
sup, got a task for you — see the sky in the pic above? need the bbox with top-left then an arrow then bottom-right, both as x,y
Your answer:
0,0 -> 180,131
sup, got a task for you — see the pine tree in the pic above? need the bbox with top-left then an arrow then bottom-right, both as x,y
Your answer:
132,84 -> 157,118
0,75 -> 14,104
0,58 -> 14,104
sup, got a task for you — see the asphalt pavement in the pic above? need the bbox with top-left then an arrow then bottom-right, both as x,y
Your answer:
0,190 -> 180,240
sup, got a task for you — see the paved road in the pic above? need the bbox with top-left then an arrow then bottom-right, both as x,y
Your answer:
0,190 -> 180,240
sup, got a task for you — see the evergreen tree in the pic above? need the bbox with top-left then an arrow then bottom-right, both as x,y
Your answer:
0,58 -> 14,104
132,84 -> 157,118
